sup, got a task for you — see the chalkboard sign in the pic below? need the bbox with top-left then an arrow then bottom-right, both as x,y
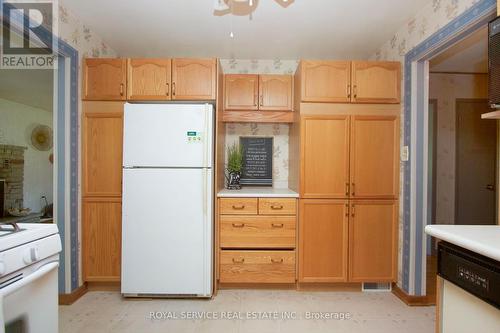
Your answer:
240,137 -> 273,186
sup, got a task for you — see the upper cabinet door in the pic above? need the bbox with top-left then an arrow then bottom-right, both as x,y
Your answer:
83,58 -> 127,101
171,58 -> 216,100
82,102 -> 124,197
300,61 -> 351,103
259,75 -> 293,111
301,116 -> 350,198
127,59 -> 171,100
224,74 -> 259,110
350,115 -> 399,199
351,61 -> 401,104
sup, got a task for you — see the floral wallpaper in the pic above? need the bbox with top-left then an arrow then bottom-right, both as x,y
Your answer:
220,59 -> 299,189
226,123 -> 290,189
58,4 -> 116,59
429,73 -> 488,225
371,0 -> 484,287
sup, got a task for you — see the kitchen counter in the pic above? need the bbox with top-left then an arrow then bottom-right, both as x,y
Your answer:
0,213 -> 42,225
217,187 -> 299,198
425,225 -> 500,261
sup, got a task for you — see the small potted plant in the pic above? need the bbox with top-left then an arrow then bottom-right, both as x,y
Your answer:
226,143 -> 243,190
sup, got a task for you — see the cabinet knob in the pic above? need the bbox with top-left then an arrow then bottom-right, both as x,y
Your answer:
232,223 -> 245,228
172,82 -> 176,96
347,84 -> 351,98
351,183 -> 355,196
119,83 -> 124,96
271,258 -> 284,264
351,204 -> 355,217
345,182 -> 350,196
270,204 -> 283,210
232,204 -> 245,210
271,223 -> 284,228
353,85 -> 357,99
232,258 -> 245,264
166,83 -> 170,96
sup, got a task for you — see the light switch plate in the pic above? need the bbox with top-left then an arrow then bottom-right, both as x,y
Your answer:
401,146 -> 409,161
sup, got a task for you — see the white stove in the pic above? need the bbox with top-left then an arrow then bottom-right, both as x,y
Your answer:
0,222 -> 61,333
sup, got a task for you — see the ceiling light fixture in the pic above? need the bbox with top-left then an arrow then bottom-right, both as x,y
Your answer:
213,0 -> 294,17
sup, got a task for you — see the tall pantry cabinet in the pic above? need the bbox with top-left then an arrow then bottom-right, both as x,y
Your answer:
293,60 -> 401,284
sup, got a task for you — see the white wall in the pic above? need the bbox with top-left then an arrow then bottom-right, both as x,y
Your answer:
0,98 -> 53,213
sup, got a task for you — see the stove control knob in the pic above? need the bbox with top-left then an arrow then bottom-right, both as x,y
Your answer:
23,247 -> 40,264
0,260 -> 5,275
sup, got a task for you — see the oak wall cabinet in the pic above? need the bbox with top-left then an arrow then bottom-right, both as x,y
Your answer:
83,58 -> 217,101
223,74 -> 293,123
83,58 -> 127,101
301,115 -> 399,199
297,60 -> 400,104
82,101 -> 124,282
171,58 -> 217,100
127,58 -> 172,100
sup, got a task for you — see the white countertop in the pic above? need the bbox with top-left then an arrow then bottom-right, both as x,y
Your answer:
425,225 -> 500,262
217,187 -> 299,198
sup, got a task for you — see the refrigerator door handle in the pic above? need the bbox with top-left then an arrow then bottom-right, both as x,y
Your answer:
203,104 -> 209,168
202,168 -> 207,216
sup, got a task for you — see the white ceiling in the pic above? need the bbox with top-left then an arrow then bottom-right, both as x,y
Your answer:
430,26 -> 488,74
0,70 -> 53,111
61,0 -> 430,59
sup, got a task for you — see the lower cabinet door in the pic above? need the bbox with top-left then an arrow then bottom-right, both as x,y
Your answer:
349,200 -> 398,282
298,199 -> 348,282
219,250 -> 295,283
82,198 -> 122,282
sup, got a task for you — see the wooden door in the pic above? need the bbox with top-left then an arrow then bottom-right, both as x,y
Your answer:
83,58 -> 127,100
171,58 -> 216,100
224,74 -> 259,110
82,101 -> 124,197
351,61 -> 401,103
456,100 -> 497,225
127,58 -> 171,100
82,198 -> 122,281
259,74 -> 293,111
299,199 -> 348,282
301,116 -> 350,198
349,200 -> 398,282
300,61 -> 351,103
350,115 -> 399,199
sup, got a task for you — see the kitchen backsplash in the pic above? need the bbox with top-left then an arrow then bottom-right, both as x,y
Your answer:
220,59 -> 298,189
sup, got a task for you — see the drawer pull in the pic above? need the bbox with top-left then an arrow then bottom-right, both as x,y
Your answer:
232,223 -> 245,228
271,258 -> 284,264
270,204 -> 284,210
232,205 -> 245,210
271,223 -> 284,228
232,258 -> 245,264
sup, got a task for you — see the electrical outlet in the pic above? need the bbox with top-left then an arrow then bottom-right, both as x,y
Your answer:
401,146 -> 409,162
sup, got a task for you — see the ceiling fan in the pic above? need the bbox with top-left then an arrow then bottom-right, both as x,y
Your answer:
214,0 -> 294,17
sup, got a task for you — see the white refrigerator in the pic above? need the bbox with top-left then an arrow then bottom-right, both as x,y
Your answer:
121,103 -> 213,297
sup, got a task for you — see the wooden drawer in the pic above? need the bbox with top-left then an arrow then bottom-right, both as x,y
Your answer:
219,250 -> 295,283
220,216 -> 296,249
219,198 -> 258,215
258,198 -> 296,215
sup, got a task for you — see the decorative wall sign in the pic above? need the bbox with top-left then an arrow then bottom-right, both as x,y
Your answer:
240,137 -> 273,186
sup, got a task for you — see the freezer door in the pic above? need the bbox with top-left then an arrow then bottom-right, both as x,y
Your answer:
123,103 -> 213,168
121,168 -> 213,296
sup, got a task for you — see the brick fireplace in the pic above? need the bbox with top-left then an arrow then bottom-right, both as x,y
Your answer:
0,144 -> 26,216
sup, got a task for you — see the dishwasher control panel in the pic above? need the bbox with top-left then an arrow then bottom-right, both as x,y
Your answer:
438,242 -> 500,310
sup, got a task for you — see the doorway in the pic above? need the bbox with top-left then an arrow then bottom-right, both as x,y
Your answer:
455,99 -> 497,225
